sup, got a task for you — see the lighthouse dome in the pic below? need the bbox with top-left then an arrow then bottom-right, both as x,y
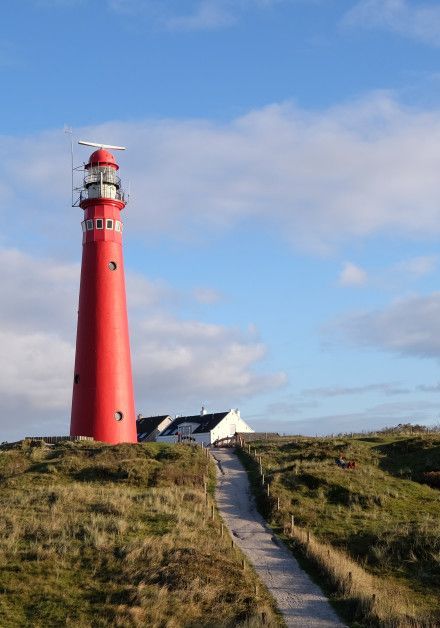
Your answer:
86,149 -> 119,170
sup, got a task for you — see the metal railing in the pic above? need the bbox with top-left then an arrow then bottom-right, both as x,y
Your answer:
79,187 -> 126,203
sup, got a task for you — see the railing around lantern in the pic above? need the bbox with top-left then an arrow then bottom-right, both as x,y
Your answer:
79,186 -> 127,204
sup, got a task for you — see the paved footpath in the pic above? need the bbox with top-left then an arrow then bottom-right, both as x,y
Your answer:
212,448 -> 345,628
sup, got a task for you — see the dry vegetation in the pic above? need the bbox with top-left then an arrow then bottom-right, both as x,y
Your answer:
0,440 -> 280,628
238,429 -> 440,628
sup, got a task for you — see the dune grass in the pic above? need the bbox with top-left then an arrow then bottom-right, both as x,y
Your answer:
238,430 -> 440,627
0,440 -> 280,628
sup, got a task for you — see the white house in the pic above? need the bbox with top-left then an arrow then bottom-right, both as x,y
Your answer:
156,409 -> 254,446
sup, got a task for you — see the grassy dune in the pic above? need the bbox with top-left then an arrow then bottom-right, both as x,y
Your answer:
0,440 -> 280,628
238,431 -> 440,628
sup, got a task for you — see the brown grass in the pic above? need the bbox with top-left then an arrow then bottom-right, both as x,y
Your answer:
283,524 -> 435,627
0,441 -> 281,628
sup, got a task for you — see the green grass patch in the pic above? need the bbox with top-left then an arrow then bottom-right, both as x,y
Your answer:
239,431 -> 440,627
0,440 -> 280,627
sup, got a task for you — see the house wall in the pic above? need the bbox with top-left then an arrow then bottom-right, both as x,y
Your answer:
157,410 -> 254,446
210,411 -> 254,444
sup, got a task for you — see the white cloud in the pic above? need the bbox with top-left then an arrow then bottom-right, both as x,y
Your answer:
0,330 -> 74,411
339,262 -> 368,286
345,0 -> 440,47
327,292 -> 440,359
0,247 -> 285,440
337,256 -> 437,292
107,0 -> 289,31
252,399 -> 440,436
192,287 -> 222,304
392,255 -> 437,278
5,93 -> 440,255
132,316 -> 286,413
302,382 -> 410,398
165,0 -> 235,30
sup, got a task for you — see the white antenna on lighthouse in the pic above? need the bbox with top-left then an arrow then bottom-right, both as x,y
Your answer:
64,125 -> 75,207
78,140 -> 126,151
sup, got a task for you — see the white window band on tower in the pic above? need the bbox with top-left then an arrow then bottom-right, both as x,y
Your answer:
106,219 -> 114,230
96,219 -> 104,230
86,219 -> 94,231
115,221 -> 122,232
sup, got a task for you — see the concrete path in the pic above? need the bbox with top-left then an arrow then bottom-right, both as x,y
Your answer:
212,448 -> 345,628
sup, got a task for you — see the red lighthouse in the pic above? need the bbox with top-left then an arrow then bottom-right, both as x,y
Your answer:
70,143 -> 137,444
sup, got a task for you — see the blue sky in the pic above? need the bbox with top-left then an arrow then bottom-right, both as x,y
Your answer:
2,0 -> 440,440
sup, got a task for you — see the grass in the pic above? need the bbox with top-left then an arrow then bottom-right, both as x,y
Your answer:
238,430 -> 440,628
0,440 -> 281,628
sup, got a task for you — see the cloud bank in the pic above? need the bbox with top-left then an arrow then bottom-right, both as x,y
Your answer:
0,247 -> 285,441
345,0 -> 440,47
328,292 -> 440,359
4,93 -> 440,256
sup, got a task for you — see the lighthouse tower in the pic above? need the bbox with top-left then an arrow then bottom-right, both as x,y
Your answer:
70,145 -> 137,444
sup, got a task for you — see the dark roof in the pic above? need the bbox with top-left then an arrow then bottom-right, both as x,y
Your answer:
136,415 -> 171,437
160,412 -> 230,436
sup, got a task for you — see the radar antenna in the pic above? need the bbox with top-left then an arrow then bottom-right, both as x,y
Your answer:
78,140 -> 126,151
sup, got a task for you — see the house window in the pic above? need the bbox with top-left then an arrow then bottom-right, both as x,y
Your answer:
86,219 -> 94,231
106,219 -> 113,230
96,219 -> 104,230
115,221 -> 122,232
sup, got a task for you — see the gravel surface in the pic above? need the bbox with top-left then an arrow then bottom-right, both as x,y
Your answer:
213,448 -> 345,628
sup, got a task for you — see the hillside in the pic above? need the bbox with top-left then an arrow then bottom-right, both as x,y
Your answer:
238,431 -> 440,628
0,440 -> 280,628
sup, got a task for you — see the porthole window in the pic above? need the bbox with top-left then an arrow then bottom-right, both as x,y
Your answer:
106,219 -> 114,230
115,411 -> 124,421
115,221 -> 121,232
108,261 -> 117,271
96,219 -> 104,230
81,222 -> 86,233
86,219 -> 94,231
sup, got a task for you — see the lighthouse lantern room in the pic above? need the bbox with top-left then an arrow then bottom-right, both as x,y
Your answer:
70,142 -> 137,444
